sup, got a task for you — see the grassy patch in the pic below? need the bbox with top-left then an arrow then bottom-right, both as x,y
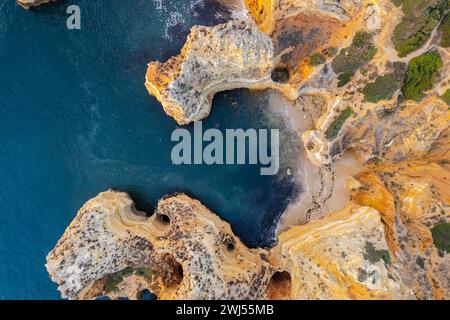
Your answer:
431,223 -> 450,253
439,13 -> 450,47
332,31 -> 377,86
337,72 -> 354,87
363,63 -> 406,103
392,0 -> 447,57
441,89 -> 450,105
104,267 -> 134,293
401,51 -> 442,101
363,241 -> 391,265
309,53 -> 326,66
104,266 -> 154,293
325,107 -> 353,140
363,74 -> 399,103
134,267 -> 153,281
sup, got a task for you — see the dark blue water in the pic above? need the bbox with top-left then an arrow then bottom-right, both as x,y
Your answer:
0,0 -> 299,299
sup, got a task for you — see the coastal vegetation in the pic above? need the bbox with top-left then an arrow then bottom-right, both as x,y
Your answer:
363,62 -> 406,103
104,267 -> 153,292
309,52 -> 326,66
431,223 -> 450,253
439,13 -> 450,47
104,267 -> 134,292
363,74 -> 399,102
363,241 -> 391,265
442,89 -> 450,105
401,51 -> 442,101
392,0 -> 447,57
332,31 -> 377,87
326,107 -> 354,140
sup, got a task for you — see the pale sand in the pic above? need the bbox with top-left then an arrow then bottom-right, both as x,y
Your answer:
266,90 -> 363,234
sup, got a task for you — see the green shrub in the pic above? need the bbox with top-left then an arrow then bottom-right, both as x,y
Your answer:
309,53 -> 326,66
326,107 -> 354,140
431,223 -> 450,253
441,89 -> 450,105
363,74 -> 399,103
392,0 -> 446,57
363,241 -> 391,265
104,267 -> 134,292
401,51 -> 442,101
363,64 -> 406,103
332,32 -> 377,74
439,13 -> 450,47
134,267 -> 153,281
323,47 -> 337,57
337,72 -> 354,87
332,31 -> 377,86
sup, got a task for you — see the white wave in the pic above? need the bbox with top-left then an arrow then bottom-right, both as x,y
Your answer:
215,0 -> 249,20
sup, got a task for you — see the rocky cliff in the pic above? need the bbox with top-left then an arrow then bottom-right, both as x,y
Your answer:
145,20 -> 298,125
47,190 -> 271,300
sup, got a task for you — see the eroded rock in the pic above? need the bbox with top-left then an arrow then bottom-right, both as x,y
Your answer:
46,190 -> 271,300
145,20 -> 297,125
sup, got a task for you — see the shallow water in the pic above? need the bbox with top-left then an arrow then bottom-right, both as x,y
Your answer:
0,0 -> 299,299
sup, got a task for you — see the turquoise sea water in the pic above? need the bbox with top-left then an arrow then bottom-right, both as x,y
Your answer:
0,0 -> 299,299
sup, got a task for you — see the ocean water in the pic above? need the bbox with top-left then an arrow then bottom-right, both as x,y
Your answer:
0,0 -> 299,299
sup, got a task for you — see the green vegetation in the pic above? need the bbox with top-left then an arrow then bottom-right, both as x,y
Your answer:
363,241 -> 391,265
363,62 -> 406,103
401,51 -> 442,101
332,31 -> 377,86
363,74 -> 399,103
325,107 -> 353,140
104,267 -> 134,292
104,266 -> 154,292
323,47 -> 337,57
392,0 -> 447,57
134,267 -> 153,281
431,223 -> 450,253
439,13 -> 450,47
441,89 -> 450,105
337,72 -> 354,87
309,52 -> 326,66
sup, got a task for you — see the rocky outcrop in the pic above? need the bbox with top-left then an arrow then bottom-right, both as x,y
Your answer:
350,134 -> 450,299
272,203 -> 414,299
145,20 -> 297,125
16,0 -> 56,9
47,173 -> 449,299
46,190 -> 271,300
302,95 -> 449,167
244,0 -> 364,32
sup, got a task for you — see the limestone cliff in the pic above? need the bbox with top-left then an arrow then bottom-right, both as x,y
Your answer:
46,190 -> 271,300
271,203 -> 414,299
145,20 -> 298,125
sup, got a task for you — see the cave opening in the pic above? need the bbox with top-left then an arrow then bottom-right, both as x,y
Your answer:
266,271 -> 292,300
271,67 -> 290,83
